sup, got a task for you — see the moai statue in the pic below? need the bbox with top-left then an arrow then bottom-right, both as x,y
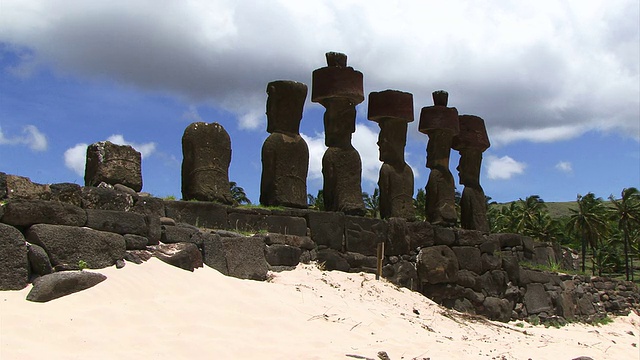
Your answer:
260,80 -> 309,208
452,115 -> 491,232
85,141 -> 143,192
368,90 -> 415,219
418,90 -> 460,226
181,122 -> 233,204
312,52 -> 365,215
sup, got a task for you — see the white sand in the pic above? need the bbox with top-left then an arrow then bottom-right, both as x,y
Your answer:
1,258 -> 638,360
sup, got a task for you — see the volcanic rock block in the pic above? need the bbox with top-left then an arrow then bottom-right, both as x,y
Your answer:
85,209 -> 147,236
81,185 -> 135,211
26,224 -> 126,269
219,236 -> 270,281
306,211 -> 345,251
452,246 -> 482,275
1,199 -> 87,227
264,244 -> 302,267
260,80 -> 309,208
153,242 -> 203,272
27,271 -> 107,302
49,182 -> 83,207
385,217 -> 410,256
311,52 -> 364,104
524,283 -> 552,314
27,243 -> 53,277
416,245 -> 459,284
408,221 -> 435,249
85,141 -> 142,192
0,223 -> 29,290
345,216 -> 386,256
368,90 -> 414,122
4,174 -> 51,200
181,122 -> 234,204
481,297 -> 512,322
124,234 -> 149,250
316,248 -> 350,272
164,200 -> 228,230
0,172 -> 6,199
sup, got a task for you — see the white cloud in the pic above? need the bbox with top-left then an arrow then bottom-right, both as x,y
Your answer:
0,125 -> 48,151
352,122 -> 382,185
300,132 -> 327,181
486,155 -> 526,180
555,161 -> 573,174
181,105 -> 203,123
1,0 -> 636,140
64,143 -> 88,176
106,134 -> 156,158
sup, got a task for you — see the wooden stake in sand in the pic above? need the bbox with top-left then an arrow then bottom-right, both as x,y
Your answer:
376,242 -> 385,280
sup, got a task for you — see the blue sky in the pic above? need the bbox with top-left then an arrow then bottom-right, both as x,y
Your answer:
1,0 -> 638,204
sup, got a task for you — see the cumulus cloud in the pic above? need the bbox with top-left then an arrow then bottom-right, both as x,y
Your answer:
181,105 -> 203,123
0,125 -> 48,151
352,122 -> 382,185
486,155 -> 526,180
555,161 -> 573,174
0,0 -> 636,142
300,132 -> 327,181
106,134 -> 156,158
64,143 -> 88,176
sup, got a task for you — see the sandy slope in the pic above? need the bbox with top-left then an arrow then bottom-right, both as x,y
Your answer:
1,258 -> 638,360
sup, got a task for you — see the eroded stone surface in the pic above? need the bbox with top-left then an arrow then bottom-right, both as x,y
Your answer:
85,141 -> 142,192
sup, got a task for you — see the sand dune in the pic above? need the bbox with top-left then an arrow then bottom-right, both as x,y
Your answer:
1,258 -> 638,360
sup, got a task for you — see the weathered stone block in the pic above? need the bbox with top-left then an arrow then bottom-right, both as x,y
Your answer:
452,246 -> 482,274
165,201 -> 228,230
481,253 -> 502,272
85,209 -> 146,236
433,227 -> 455,246
161,225 -> 199,245
265,215 -> 307,236
26,224 -> 126,269
479,236 -> 500,254
0,223 -> 28,290
490,233 -> 523,248
4,174 -> 51,200
262,233 -> 315,250
384,260 -> 418,290
454,229 -> 485,246
345,216 -> 386,256
85,141 -> 142,191
217,236 -> 269,280
124,234 -> 148,250
50,183 -> 83,207
1,199 -> 87,227
385,217 -> 410,255
501,254 -> 521,285
200,233 -> 228,274
265,244 -> 302,267
228,212 -> 268,233
408,221 -> 434,249
481,297 -> 512,322
81,186 -> 134,211
416,245 -> 459,284
316,248 -> 350,272
27,271 -> 107,302
131,196 -> 166,218
27,243 -> 53,277
478,270 -> 508,296
306,211 -> 344,251
524,283 -> 552,314
152,243 -> 203,272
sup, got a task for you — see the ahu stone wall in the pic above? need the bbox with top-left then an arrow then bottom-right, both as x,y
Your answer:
1,172 -> 638,322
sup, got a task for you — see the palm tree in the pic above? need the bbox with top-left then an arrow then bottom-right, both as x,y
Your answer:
307,190 -> 324,211
566,193 -> 609,274
608,187 -> 640,280
515,195 -> 547,234
414,188 -> 426,220
229,181 -> 251,205
363,188 -> 380,218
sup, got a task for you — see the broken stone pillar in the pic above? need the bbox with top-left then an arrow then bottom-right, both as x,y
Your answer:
452,115 -> 491,232
260,80 -> 309,208
85,141 -> 142,192
312,52 -> 365,215
368,90 -> 415,219
181,122 -> 233,204
418,90 -> 459,226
